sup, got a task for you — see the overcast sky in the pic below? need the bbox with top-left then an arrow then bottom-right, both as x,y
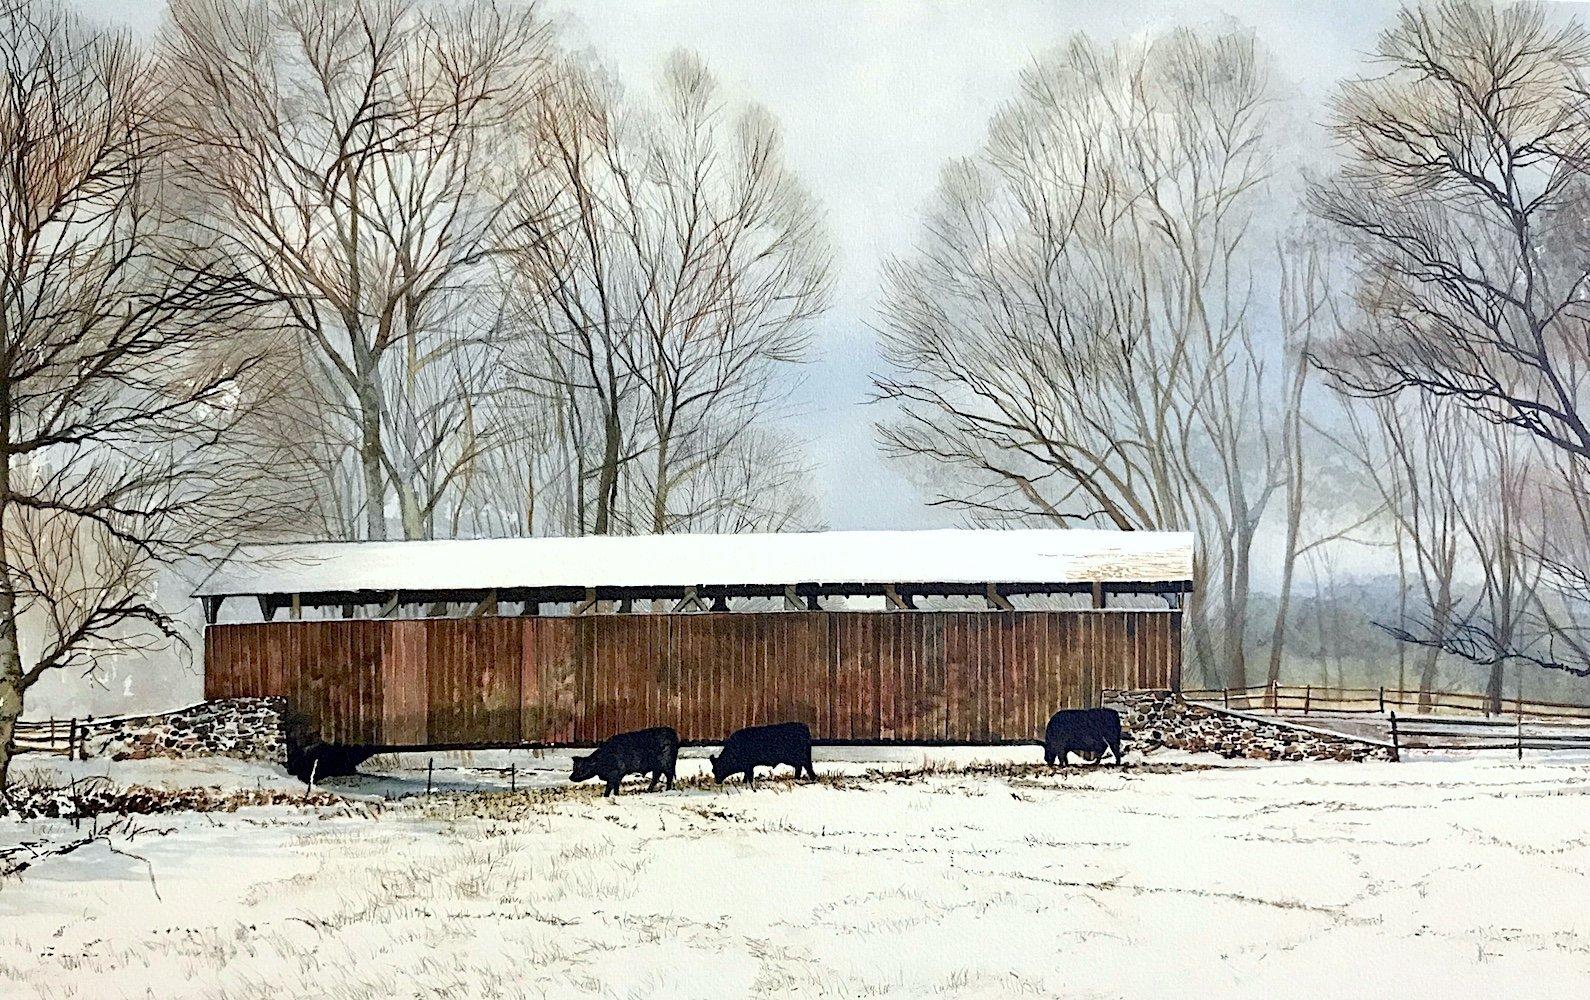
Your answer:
78,0 -> 1587,531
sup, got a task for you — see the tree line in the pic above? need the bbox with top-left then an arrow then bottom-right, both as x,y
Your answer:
4,0 -> 1590,789
876,0 -> 1590,706
0,0 -> 829,787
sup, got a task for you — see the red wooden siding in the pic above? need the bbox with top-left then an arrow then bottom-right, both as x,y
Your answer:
204,610 -> 1181,746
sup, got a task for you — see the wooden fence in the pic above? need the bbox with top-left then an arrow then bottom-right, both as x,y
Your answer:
1390,713 -> 1590,757
11,717 -> 89,758
205,609 -> 1183,748
1181,682 -> 1590,721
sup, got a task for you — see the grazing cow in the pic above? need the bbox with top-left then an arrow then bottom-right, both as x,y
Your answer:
711,722 -> 816,787
570,726 -> 680,796
1044,708 -> 1124,767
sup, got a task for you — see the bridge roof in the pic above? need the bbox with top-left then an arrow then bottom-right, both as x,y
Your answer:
193,529 -> 1194,600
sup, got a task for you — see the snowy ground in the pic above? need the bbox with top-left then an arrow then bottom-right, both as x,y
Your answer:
2,750 -> 1588,998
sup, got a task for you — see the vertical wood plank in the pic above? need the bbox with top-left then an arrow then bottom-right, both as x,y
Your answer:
520,619 -> 538,742
201,609 -> 1186,751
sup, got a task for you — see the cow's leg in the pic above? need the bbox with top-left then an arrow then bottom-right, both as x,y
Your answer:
1110,737 -> 1123,766
647,771 -> 660,792
607,777 -> 621,797
745,767 -> 756,788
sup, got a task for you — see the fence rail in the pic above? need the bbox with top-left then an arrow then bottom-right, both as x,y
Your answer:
11,716 -> 91,758
1180,683 -> 1590,721
1389,712 -> 1590,758
1181,683 -> 1590,758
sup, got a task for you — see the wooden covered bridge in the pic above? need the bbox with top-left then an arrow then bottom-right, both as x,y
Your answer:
195,529 -> 1192,751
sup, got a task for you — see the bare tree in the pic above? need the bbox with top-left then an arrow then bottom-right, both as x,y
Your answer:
446,386 -> 573,536
0,1 -> 303,789
654,425 -> 822,534
161,0 -> 550,540
1314,0 -> 1590,690
1452,424 -> 1545,708
377,288 -> 515,538
1340,395 -> 1468,707
503,51 -> 830,535
873,30 -> 1313,687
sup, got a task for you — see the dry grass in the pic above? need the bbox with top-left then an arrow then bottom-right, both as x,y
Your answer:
413,757 -> 1214,822
0,772 -> 348,821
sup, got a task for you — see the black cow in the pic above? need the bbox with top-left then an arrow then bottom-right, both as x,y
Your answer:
711,722 -> 816,787
570,726 -> 680,796
1044,708 -> 1124,767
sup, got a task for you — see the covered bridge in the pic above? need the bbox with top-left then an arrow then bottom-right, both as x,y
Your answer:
196,529 -> 1192,752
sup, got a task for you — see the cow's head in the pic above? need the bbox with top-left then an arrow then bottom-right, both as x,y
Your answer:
709,752 -> 732,784
570,753 -> 599,783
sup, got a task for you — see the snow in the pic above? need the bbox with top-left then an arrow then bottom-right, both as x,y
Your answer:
3,751 -> 1588,998
7,753 -> 306,794
191,528 -> 1196,597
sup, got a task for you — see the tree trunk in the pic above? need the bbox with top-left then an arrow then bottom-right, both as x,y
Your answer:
1266,557 -> 1296,688
1395,531 -> 1409,701
1485,661 -> 1505,716
0,610 -> 22,793
1184,555 -> 1217,686
1417,645 -> 1439,712
0,383 -> 20,791
523,469 -> 536,536
1484,618 -> 1512,715
1418,577 -> 1454,711
1223,532 -> 1253,691
593,409 -> 622,535
1267,470 -> 1304,688
358,386 -> 388,541
651,434 -> 670,534
395,480 -> 427,540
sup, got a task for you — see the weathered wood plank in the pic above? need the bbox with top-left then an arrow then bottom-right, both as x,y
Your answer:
203,609 -> 1183,747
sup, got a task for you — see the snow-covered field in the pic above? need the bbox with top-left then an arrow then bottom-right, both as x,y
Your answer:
2,750 -> 1588,998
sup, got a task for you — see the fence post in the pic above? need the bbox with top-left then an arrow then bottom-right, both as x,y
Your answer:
1223,688 -> 1230,710
427,757 -> 434,796
509,762 -> 516,794
1270,679 -> 1278,712
1517,715 -> 1524,761
1379,686 -> 1385,714
81,715 -> 92,760
1389,712 -> 1400,763
68,718 -> 77,761
1304,685 -> 1311,716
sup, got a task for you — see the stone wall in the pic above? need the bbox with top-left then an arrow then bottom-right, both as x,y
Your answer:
81,698 -> 288,764
1107,690 -> 1395,762
64,691 -> 1390,768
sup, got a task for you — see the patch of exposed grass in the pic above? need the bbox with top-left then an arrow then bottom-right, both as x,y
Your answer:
0,773 -> 350,821
408,756 -> 1218,821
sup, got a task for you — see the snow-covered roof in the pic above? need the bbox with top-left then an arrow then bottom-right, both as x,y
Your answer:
192,528 -> 1195,598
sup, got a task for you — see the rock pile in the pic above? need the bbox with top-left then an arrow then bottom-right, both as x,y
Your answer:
1107,690 -> 1393,762
82,698 -> 288,764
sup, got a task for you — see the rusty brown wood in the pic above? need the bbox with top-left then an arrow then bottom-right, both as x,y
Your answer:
203,610 -> 1182,747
